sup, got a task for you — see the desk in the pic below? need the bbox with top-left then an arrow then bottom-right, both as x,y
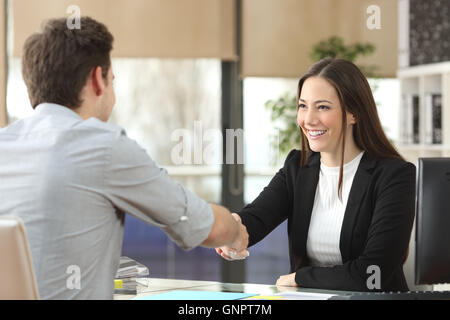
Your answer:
113,278 -> 353,300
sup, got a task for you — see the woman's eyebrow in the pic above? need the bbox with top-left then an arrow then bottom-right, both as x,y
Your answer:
299,98 -> 333,104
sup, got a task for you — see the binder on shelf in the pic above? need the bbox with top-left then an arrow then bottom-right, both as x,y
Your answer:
425,93 -> 442,145
401,93 -> 419,144
432,94 -> 442,144
413,95 -> 420,144
401,94 -> 408,144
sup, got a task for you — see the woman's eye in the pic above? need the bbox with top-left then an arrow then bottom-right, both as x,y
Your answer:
298,104 -> 306,109
318,105 -> 330,110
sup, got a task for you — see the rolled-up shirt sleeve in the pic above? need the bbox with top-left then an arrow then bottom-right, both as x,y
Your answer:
104,131 -> 214,251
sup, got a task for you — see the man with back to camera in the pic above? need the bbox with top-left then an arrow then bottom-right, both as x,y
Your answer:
0,16 -> 249,299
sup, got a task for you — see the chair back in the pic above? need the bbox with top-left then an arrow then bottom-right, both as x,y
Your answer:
0,216 -> 39,300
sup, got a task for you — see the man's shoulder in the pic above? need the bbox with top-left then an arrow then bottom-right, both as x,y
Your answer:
82,117 -> 126,137
0,113 -> 126,140
0,117 -> 29,136
82,120 -> 151,163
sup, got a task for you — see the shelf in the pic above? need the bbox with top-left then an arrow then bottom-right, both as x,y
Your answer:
395,144 -> 450,151
397,62 -> 450,78
397,61 -> 450,162
162,165 -> 278,178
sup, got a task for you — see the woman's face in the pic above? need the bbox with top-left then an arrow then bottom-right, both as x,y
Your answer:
297,76 -> 355,155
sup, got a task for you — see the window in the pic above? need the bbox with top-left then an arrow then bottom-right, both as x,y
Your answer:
111,58 -> 223,281
243,77 -> 297,284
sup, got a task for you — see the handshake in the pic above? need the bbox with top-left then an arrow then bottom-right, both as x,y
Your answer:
215,213 -> 250,261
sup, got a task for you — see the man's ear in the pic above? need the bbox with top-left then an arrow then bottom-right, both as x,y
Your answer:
91,66 -> 105,96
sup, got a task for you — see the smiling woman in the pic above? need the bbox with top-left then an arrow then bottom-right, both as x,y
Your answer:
216,58 -> 416,293
297,58 -> 403,200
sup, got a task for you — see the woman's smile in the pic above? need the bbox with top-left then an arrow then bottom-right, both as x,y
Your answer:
306,129 -> 328,139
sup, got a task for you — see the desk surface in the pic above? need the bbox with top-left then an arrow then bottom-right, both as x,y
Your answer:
114,278 -> 353,300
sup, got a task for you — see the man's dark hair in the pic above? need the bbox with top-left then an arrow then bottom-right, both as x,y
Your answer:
22,16 -> 114,109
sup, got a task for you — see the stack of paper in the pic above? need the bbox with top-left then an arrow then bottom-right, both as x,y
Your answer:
272,291 -> 336,300
114,256 -> 149,295
133,290 -> 256,300
114,278 -> 139,294
115,256 -> 149,278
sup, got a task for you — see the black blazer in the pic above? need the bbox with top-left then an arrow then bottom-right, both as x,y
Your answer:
238,150 -> 416,292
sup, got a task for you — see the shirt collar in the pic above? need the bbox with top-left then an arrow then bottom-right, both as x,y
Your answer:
34,103 -> 82,120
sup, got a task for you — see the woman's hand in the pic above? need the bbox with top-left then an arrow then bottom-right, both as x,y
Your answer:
215,247 -> 249,260
276,272 -> 298,287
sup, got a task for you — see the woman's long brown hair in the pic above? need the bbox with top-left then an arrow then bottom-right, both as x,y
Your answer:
297,58 -> 403,200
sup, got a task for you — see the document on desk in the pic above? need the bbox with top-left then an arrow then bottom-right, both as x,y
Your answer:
273,292 -> 337,300
133,290 -> 256,300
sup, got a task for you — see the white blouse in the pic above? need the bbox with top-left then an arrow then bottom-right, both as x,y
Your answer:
306,151 -> 365,267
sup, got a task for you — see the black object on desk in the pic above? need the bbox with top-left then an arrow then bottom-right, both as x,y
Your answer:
416,158 -> 450,286
330,291 -> 450,300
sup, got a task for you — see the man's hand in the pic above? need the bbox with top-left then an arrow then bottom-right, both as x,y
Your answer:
276,272 -> 298,287
215,213 -> 249,261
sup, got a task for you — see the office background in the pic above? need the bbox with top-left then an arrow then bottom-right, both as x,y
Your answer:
0,0 -> 449,291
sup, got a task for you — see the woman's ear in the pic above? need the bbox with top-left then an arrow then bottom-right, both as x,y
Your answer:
347,112 -> 356,125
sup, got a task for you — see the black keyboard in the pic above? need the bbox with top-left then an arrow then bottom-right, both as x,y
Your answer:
331,291 -> 450,300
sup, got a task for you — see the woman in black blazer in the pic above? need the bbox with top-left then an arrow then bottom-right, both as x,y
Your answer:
216,58 -> 416,292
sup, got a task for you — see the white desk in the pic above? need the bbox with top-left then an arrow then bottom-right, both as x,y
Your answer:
113,277 -> 352,300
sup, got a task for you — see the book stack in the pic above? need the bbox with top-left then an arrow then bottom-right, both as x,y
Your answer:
114,256 -> 149,295
401,93 -> 442,145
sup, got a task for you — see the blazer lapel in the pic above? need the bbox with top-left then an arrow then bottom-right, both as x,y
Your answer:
339,152 -> 377,262
292,152 -> 320,258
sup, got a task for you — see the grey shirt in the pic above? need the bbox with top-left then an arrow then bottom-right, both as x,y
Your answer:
0,103 -> 214,300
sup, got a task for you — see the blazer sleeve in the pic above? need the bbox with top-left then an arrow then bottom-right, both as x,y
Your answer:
294,161 -> 416,292
238,150 -> 297,247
